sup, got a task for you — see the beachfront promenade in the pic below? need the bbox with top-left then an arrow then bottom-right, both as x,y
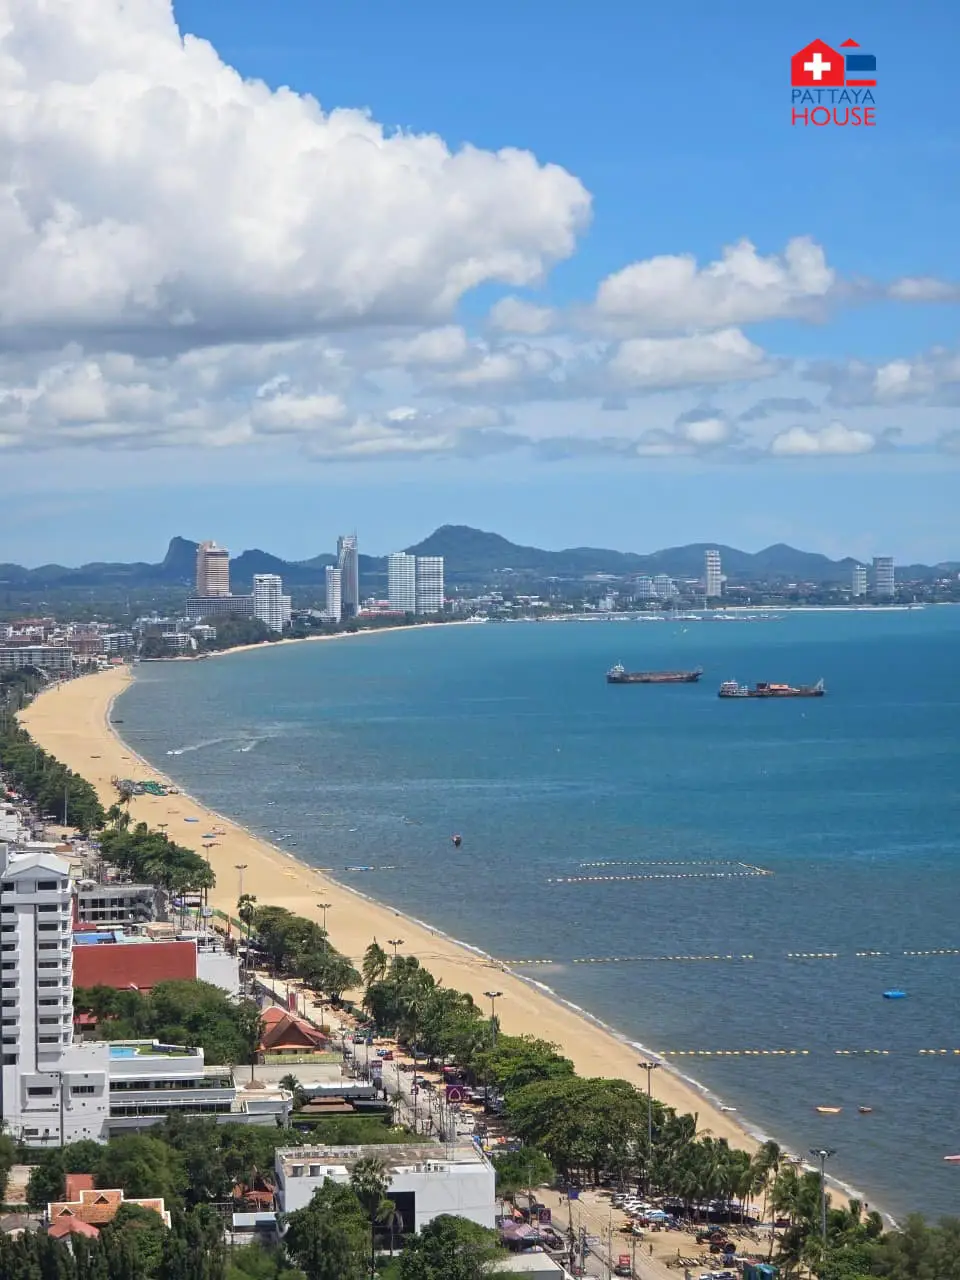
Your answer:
19,666 -> 764,1158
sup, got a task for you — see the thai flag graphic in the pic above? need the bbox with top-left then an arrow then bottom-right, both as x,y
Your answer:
845,51 -> 876,87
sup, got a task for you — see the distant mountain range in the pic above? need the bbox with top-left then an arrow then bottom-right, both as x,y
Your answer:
0,526 -> 955,593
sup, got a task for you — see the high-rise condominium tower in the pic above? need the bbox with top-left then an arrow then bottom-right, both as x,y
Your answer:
415,557 -> 444,615
195,541 -> 230,596
252,574 -> 285,632
337,535 -> 360,617
704,549 -> 722,598
324,567 -> 342,623
388,553 -> 417,612
852,565 -> 867,597
872,557 -> 895,599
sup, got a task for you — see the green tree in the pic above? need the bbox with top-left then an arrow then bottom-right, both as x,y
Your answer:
282,1181 -> 368,1280
398,1215 -> 508,1280
491,1147 -> 555,1199
94,1133 -> 188,1204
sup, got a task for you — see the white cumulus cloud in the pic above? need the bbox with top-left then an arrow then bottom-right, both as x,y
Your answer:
608,329 -> 772,389
593,237 -> 834,333
769,421 -> 876,456
488,296 -> 555,334
0,0 -> 590,351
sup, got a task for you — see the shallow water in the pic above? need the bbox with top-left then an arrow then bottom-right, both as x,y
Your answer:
118,609 -> 960,1218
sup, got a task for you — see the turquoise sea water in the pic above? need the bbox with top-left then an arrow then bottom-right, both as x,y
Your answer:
116,610 -> 960,1218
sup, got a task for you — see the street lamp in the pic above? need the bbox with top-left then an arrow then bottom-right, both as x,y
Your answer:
235,863 -> 248,900
810,1148 -> 836,1250
317,901 -> 332,936
484,990 -> 503,1043
388,938 -> 404,963
638,1060 -> 660,1189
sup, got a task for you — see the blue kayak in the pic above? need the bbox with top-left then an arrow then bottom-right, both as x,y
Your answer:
883,989 -> 907,999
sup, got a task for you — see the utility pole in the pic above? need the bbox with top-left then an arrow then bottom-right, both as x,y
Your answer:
318,901 -> 331,948
63,781 -> 68,829
810,1147 -> 836,1252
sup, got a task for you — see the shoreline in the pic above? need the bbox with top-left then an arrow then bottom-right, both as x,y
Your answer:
19,661 -> 873,1216
153,619 -> 473,663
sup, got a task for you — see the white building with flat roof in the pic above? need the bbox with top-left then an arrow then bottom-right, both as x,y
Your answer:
415,557 -> 444,615
704,549 -> 722,598
0,646 -> 73,676
872,556 -> 895,598
388,554 -> 417,613
852,564 -> 867,597
1,847 -> 111,1145
275,1142 -> 495,1231
323,566 -> 342,623
253,575 -> 285,633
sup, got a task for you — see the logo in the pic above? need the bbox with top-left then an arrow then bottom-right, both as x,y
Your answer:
791,38 -> 876,126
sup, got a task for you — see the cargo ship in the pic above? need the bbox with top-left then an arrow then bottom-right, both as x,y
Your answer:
607,664 -> 703,685
718,679 -> 825,699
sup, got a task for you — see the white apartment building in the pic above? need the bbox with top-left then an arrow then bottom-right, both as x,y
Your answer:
415,557 -> 444,615
1,848 -> 111,1145
0,845 -> 287,1144
253,575 -> 285,633
0,647 -> 73,676
705,549 -> 722,598
185,595 -> 255,622
275,1142 -> 495,1231
852,564 -> 868,597
388,553 -> 417,613
337,535 -> 360,617
652,574 -> 677,599
323,566 -> 342,624
196,541 -> 231,596
873,556 -> 895,598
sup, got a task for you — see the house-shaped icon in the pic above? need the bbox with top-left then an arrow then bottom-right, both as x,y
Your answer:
791,39 -> 845,88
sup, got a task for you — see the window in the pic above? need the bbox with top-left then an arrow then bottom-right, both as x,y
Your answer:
28,1086 -> 55,1097
37,923 -> 59,932
37,904 -> 58,912
37,881 -> 58,891
2,1054 -> 16,1065
1,982 -> 16,990
1,999 -> 15,1008
1,882 -> 13,892
38,1035 -> 59,1044
72,1085 -> 96,1096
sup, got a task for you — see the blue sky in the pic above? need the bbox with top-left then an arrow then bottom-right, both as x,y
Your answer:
2,0 -> 959,565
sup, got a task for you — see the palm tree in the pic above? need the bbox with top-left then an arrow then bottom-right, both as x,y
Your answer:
350,1156 -> 391,1278
362,940 -> 388,988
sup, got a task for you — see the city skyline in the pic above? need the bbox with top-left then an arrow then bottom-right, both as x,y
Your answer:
1,1 -> 957,565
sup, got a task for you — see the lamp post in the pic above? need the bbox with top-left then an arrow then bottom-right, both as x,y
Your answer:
317,901 -> 332,944
235,863 -> 247,900
638,1060 -> 660,1191
810,1148 -> 836,1251
388,937 -> 404,964
484,990 -> 503,1043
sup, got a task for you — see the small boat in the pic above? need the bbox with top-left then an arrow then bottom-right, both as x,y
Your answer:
858,1106 -> 873,1114
451,834 -> 462,848
944,1155 -> 960,1163
816,1106 -> 842,1115
883,989 -> 907,999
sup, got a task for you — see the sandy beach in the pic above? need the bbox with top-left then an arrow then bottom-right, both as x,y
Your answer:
21,663 -> 772,1159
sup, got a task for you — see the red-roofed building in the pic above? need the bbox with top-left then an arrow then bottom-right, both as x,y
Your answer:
48,1219 -> 101,1240
259,1005 -> 327,1058
72,939 -> 197,992
64,1174 -> 95,1200
48,1187 -> 172,1230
